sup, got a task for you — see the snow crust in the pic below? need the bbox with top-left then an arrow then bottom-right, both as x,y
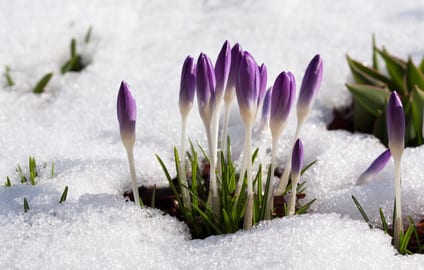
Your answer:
1,0 -> 424,268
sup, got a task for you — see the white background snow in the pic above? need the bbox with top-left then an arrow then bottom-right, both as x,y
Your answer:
1,0 -> 424,269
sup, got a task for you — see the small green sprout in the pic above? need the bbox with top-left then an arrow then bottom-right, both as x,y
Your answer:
4,176 -> 12,187
23,197 -> 30,213
33,72 -> 53,94
59,186 -> 68,203
4,65 -> 15,87
85,25 -> 93,43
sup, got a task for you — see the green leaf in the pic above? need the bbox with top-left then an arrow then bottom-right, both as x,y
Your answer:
377,48 -> 407,95
410,86 -> 424,145
5,176 -> 11,187
85,26 -> 93,43
24,197 -> 30,213
59,186 -> 68,203
295,199 -> 316,215
346,83 -> 390,117
420,57 -> 424,74
399,224 -> 414,254
33,73 -> 53,94
406,58 -> 424,93
4,65 -> 15,87
379,208 -> 389,234
372,34 -> 379,70
71,38 -> 77,58
351,195 -> 372,229
346,55 -> 389,87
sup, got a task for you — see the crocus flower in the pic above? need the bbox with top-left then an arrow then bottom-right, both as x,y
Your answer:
269,71 -> 296,138
356,149 -> 391,185
235,51 -> 260,126
386,91 -> 405,248
221,43 -> 243,153
215,40 -> 231,103
117,81 -> 141,207
178,55 -> 196,208
117,81 -> 137,148
288,139 -> 304,215
387,91 -> 405,159
224,43 -> 243,103
196,53 -> 216,126
297,54 -> 323,121
259,87 -> 272,130
179,56 -> 196,117
258,63 -> 268,105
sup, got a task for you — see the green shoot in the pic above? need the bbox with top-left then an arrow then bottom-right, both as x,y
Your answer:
85,26 -> 93,43
16,164 -> 27,183
59,186 -> 69,203
379,208 -> 389,233
23,197 -> 30,212
33,72 -> 53,94
29,156 -> 37,185
351,195 -> 372,229
5,176 -> 11,187
51,162 -> 55,177
4,65 -> 15,86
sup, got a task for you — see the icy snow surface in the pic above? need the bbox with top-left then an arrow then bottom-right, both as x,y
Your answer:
1,0 -> 424,269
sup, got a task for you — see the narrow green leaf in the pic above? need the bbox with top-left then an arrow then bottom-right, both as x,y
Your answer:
377,48 -> 407,95
33,72 -> 53,94
408,216 -> 421,250
372,34 -> 379,70
29,156 -> 37,185
70,38 -> 77,58
420,57 -> 424,74
4,65 -> 15,86
379,208 -> 389,234
59,186 -> 68,203
406,58 -> 424,93
85,26 -> 93,43
5,176 -> 11,187
346,83 -> 390,117
351,195 -> 372,229
410,86 -> 424,145
399,224 -> 414,254
346,55 -> 389,87
301,160 -> 317,176
24,197 -> 30,212
295,199 -> 316,215
251,148 -> 259,163
51,162 -> 55,177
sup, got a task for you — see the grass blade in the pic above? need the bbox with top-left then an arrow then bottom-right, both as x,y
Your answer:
59,186 -> 69,203
351,195 -> 372,228
33,72 -> 53,94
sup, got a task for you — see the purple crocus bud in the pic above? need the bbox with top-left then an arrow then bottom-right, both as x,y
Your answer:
235,51 -> 260,125
224,43 -> 243,103
356,149 -> 391,185
215,40 -> 231,103
117,81 -> 137,147
269,71 -> 296,137
258,63 -> 267,105
291,139 -> 304,176
387,91 -> 405,158
196,53 -> 216,125
259,87 -> 272,130
297,54 -> 323,121
179,55 -> 196,117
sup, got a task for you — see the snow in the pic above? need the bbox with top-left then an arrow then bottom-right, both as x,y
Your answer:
1,0 -> 424,269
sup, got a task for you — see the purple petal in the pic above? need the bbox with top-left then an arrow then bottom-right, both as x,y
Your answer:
269,71 -> 296,135
356,149 -> 391,185
297,54 -> 323,115
258,63 -> 268,105
215,40 -> 231,102
179,55 -> 196,115
235,51 -> 260,124
260,87 -> 272,128
386,91 -> 405,156
224,43 -> 243,103
291,139 -> 304,175
117,81 -> 137,143
196,53 -> 216,122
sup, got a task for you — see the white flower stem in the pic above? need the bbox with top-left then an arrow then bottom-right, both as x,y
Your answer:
179,115 -> 191,209
275,119 -> 304,195
221,100 -> 231,157
393,156 -> 403,249
288,172 -> 300,216
205,121 -> 219,215
243,122 -> 253,229
264,136 -> 278,220
125,146 -> 141,207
